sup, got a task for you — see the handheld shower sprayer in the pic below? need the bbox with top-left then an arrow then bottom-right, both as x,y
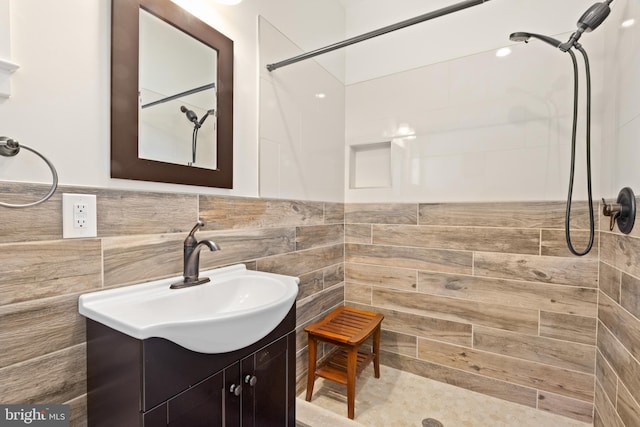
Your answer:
197,109 -> 215,127
508,1 -> 615,256
508,32 -> 562,48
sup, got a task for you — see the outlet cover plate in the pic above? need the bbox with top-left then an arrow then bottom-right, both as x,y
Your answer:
63,193 -> 97,238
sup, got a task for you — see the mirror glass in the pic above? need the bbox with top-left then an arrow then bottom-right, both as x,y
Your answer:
111,0 -> 234,188
139,10 -> 218,169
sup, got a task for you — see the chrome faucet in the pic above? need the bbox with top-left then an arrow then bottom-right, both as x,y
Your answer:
170,220 -> 220,289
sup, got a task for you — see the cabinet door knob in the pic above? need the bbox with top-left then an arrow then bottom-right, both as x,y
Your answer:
245,375 -> 257,386
229,384 -> 242,396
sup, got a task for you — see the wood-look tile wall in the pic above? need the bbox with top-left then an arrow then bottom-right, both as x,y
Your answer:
0,183 -> 344,426
5,182 -> 640,426
595,200 -> 640,427
344,201 -> 598,424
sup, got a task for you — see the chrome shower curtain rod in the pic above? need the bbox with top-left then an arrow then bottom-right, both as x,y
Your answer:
266,0 -> 493,72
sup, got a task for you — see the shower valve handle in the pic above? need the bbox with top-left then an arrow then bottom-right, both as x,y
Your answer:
602,198 -> 620,231
602,197 -> 620,231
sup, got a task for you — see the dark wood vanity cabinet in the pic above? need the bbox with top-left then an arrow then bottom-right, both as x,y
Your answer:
86,306 -> 296,427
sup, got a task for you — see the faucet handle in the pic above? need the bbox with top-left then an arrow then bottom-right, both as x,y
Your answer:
188,220 -> 205,236
188,220 -> 205,237
184,220 -> 205,245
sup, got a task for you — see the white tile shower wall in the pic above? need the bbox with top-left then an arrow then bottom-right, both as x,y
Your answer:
258,17 -> 346,203
600,0 -> 640,197
343,0 -> 600,84
345,31 -> 607,203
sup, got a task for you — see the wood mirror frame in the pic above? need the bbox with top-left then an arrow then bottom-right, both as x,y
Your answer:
111,0 -> 233,188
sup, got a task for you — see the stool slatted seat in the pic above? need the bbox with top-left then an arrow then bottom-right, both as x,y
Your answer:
304,306 -> 384,419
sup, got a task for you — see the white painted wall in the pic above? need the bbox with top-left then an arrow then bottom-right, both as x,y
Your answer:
0,0 -> 345,200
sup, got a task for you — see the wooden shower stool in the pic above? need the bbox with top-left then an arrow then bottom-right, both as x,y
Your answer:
304,306 -> 384,419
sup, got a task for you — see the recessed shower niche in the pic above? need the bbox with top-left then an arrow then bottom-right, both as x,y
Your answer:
349,141 -> 392,189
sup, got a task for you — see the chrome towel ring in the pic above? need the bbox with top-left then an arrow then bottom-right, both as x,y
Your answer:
0,136 -> 59,208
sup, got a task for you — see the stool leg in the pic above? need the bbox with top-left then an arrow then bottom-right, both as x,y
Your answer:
373,326 -> 381,378
347,347 -> 358,419
306,336 -> 318,401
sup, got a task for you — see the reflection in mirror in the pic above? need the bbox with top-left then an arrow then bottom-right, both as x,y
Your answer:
139,9 -> 218,169
111,0 -> 233,189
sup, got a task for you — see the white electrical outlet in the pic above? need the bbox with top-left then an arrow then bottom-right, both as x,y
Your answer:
63,193 -> 97,238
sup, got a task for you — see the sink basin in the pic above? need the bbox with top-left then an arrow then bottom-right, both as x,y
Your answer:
78,264 -> 299,353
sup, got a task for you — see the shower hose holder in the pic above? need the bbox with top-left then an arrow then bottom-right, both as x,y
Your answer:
602,187 -> 636,234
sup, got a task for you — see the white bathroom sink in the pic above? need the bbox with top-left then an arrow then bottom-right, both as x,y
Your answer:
78,264 -> 299,353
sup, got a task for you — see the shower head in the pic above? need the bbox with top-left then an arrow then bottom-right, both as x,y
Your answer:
510,1 -> 614,52
180,105 -> 199,126
560,1 -> 613,50
578,2 -> 612,32
509,32 -> 563,49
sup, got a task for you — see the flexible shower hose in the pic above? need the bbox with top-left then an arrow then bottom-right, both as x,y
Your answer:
564,45 -> 595,256
192,126 -> 199,165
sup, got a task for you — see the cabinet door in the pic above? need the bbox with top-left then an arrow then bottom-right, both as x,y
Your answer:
167,371 -> 223,427
242,336 -> 288,427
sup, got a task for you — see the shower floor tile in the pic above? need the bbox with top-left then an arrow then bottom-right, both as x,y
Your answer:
297,365 -> 592,427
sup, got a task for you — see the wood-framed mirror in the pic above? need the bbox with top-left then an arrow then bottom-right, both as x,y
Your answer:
111,0 -> 233,188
